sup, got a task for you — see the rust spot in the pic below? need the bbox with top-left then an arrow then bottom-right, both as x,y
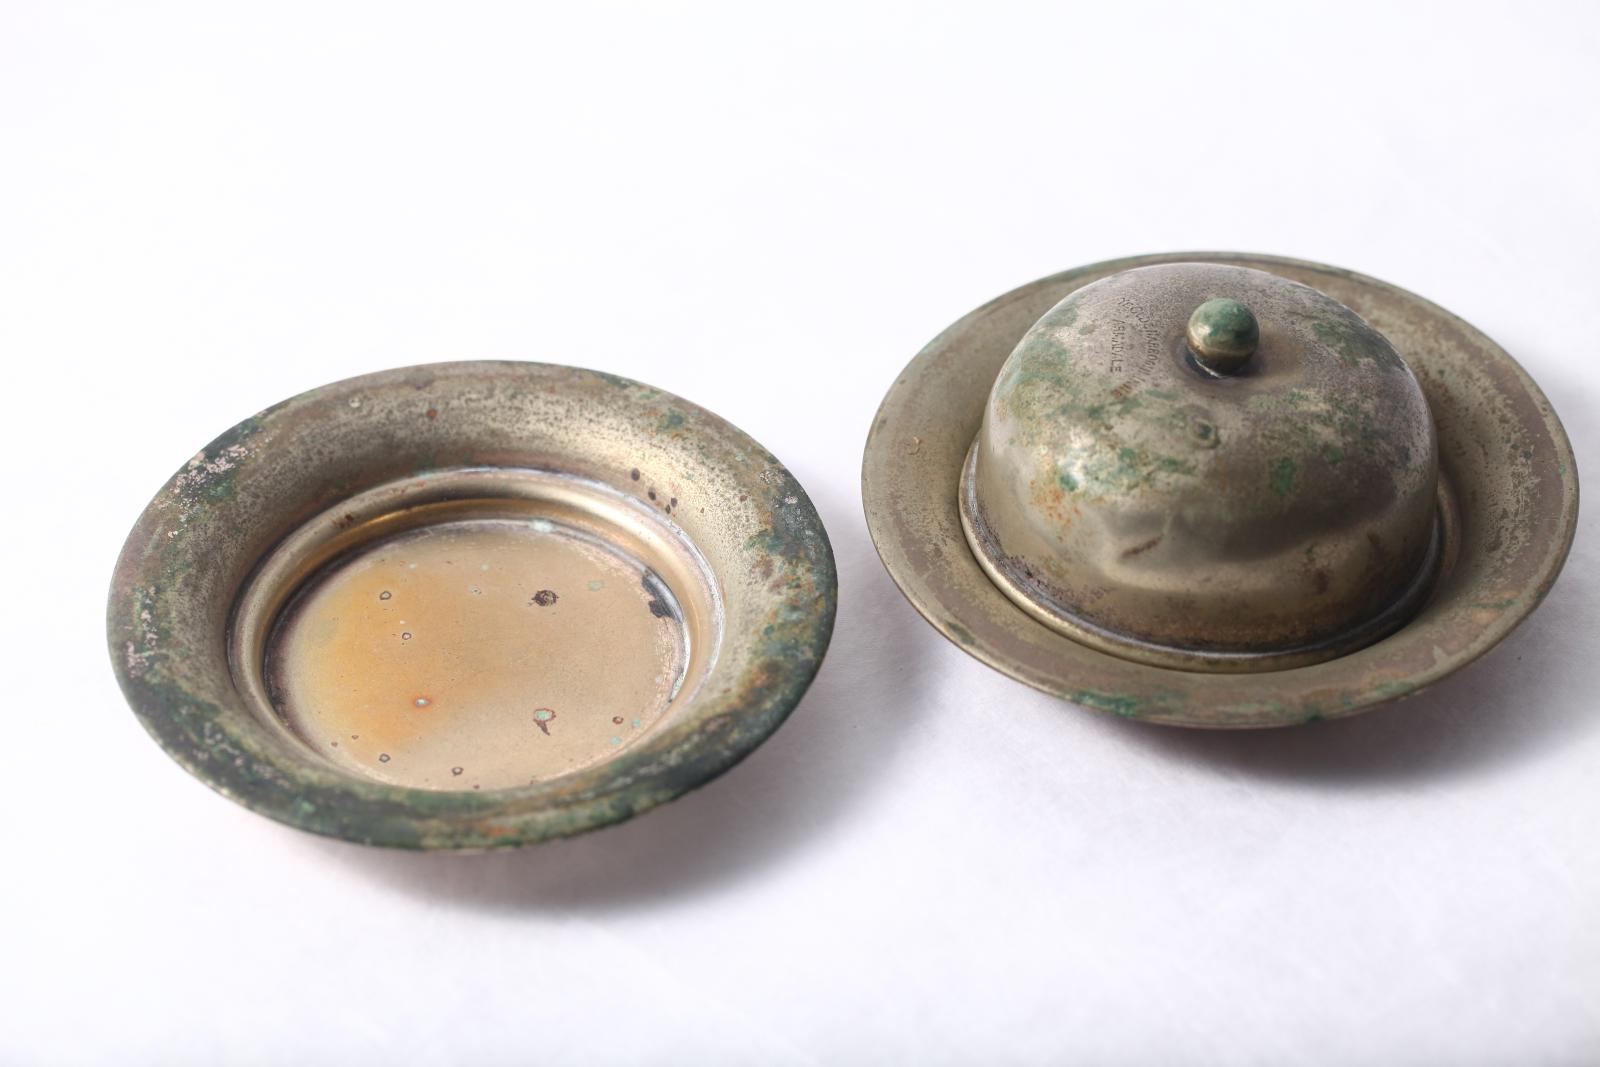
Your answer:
630,468 -> 640,480
1121,534 -> 1163,559
425,408 -> 438,420
641,570 -> 674,619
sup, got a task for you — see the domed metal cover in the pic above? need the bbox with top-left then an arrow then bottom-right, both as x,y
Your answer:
863,253 -> 1578,727
962,263 -> 1440,672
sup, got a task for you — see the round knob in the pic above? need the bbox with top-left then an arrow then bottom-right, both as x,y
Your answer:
1186,297 -> 1259,374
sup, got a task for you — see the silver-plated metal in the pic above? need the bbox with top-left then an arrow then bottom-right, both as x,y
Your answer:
109,362 -> 837,847
960,262 -> 1440,673
862,252 -> 1579,728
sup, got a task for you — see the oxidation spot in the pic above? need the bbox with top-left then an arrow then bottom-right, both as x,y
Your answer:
414,697 -> 431,708
533,707 -> 556,735
379,590 -> 392,600
610,736 -> 623,746
785,495 -> 798,505
451,766 -> 463,776
1121,534 -> 1162,559
330,740 -> 338,747
641,570 -> 675,620
469,586 -> 482,595
473,784 -> 480,790
612,716 -> 624,725
630,468 -> 641,480
530,589 -> 558,607
350,734 -> 359,740
425,407 -> 438,419
631,718 -> 642,728
378,753 -> 391,763
401,631 -> 412,640
531,519 -> 554,534
587,579 -> 604,591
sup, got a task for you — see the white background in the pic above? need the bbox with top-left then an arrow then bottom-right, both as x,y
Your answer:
3,2 -> 1597,1063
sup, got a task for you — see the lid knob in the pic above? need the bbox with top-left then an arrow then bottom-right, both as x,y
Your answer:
1186,297 -> 1259,374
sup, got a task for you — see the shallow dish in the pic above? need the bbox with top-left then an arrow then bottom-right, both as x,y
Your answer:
110,361 -> 836,848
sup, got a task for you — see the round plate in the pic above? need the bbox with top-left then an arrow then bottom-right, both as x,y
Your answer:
863,253 -> 1578,727
110,361 -> 836,847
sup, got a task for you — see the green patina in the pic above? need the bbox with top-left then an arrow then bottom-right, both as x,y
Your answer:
1071,690 -> 1142,718
185,415 -> 266,508
1268,456 -> 1298,500
1305,312 -> 1405,371
1187,297 -> 1259,372
1054,441 -> 1197,498
592,370 -> 636,390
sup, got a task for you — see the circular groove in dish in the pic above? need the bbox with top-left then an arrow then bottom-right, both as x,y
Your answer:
229,467 -> 723,793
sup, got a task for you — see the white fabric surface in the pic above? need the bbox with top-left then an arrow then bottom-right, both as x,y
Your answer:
3,2 -> 1597,1063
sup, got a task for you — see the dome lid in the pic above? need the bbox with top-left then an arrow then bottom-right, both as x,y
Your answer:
959,262 -> 1440,672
